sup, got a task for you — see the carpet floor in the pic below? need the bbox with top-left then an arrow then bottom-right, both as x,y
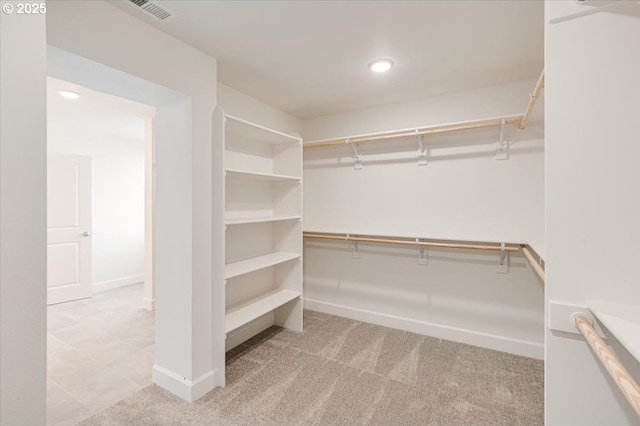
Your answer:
78,310 -> 543,425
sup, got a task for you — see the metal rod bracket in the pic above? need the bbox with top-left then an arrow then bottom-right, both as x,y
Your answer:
416,238 -> 428,265
416,130 -> 427,166
497,243 -> 509,273
352,242 -> 361,259
347,139 -> 362,170
495,118 -> 509,160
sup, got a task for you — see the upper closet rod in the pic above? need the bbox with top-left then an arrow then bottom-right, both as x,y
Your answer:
303,116 -> 521,150
519,69 -> 545,130
303,232 -> 520,253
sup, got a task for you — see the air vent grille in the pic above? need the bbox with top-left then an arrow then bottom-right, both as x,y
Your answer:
127,0 -> 176,22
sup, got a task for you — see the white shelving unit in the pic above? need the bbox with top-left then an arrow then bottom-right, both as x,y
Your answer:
215,109 -> 304,354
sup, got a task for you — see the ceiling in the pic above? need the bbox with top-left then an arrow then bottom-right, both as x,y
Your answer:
47,77 -> 154,140
110,0 -> 544,119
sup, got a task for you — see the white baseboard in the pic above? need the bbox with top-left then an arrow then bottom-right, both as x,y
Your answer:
152,364 -> 219,402
142,297 -> 155,311
304,298 -> 544,360
93,274 -> 144,293
225,312 -> 274,352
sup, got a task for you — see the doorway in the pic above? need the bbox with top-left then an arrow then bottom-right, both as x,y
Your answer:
46,76 -> 153,306
45,76 -> 157,425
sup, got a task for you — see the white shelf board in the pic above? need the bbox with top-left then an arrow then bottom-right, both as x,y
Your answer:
225,168 -> 300,182
225,289 -> 301,334
225,252 -> 300,280
225,215 -> 301,226
587,300 -> 640,363
226,114 -> 301,145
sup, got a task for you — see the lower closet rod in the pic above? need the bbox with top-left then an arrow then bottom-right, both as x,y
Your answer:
521,245 -> 545,283
303,233 -> 520,252
573,315 -> 640,417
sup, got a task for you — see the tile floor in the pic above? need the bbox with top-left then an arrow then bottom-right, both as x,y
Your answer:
47,283 -> 154,426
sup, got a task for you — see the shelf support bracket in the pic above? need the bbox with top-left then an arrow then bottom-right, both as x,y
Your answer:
495,118 -> 509,160
416,131 -> 427,166
347,139 -> 362,170
416,239 -> 428,265
497,242 -> 509,273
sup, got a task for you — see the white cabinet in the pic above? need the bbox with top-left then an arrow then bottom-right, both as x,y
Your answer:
215,111 -> 303,353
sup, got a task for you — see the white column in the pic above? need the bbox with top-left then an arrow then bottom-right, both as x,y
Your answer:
0,1 -> 48,424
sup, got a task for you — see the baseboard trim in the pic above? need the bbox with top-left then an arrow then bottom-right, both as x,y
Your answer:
152,364 -> 219,402
304,298 -> 544,360
225,312 -> 274,351
142,297 -> 155,311
93,275 -> 144,293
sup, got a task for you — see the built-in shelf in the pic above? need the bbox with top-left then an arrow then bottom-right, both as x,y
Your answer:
225,252 -> 301,280
587,300 -> 640,364
225,168 -> 301,182
219,108 -> 303,355
225,215 -> 301,226
225,289 -> 301,334
226,114 -> 301,145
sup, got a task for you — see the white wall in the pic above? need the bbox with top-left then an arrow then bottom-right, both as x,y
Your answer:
218,83 -> 303,134
0,4 -> 47,425
303,79 -> 545,358
46,1 -> 218,401
545,2 -> 640,424
48,98 -> 147,292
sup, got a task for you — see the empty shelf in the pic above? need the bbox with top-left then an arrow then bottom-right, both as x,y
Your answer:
587,300 -> 640,364
225,169 -> 301,182
225,215 -> 301,225
225,289 -> 301,334
226,114 -> 301,144
225,252 -> 300,279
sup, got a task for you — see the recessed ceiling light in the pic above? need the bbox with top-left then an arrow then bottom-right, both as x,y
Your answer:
59,90 -> 80,100
368,59 -> 394,73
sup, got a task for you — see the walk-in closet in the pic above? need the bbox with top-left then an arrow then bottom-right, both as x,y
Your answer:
3,1 -> 640,426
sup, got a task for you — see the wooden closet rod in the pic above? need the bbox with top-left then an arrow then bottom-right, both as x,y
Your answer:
303,117 -> 521,150
303,232 -> 520,252
519,69 -> 545,130
522,245 -> 545,283
574,315 -> 640,417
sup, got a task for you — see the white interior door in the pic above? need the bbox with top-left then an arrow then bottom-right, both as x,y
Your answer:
47,153 -> 92,305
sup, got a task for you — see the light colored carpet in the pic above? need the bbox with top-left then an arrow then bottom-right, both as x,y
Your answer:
79,310 -> 543,425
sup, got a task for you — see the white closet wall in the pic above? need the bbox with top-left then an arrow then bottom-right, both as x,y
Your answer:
545,1 -> 640,424
303,78 -> 545,358
47,0 -> 219,401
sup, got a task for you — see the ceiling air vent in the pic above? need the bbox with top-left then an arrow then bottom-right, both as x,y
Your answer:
127,0 -> 176,22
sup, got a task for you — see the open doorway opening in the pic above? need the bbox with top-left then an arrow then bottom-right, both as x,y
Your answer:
46,76 -> 156,425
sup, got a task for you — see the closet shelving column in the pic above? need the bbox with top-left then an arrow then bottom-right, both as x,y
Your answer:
222,113 -> 303,351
